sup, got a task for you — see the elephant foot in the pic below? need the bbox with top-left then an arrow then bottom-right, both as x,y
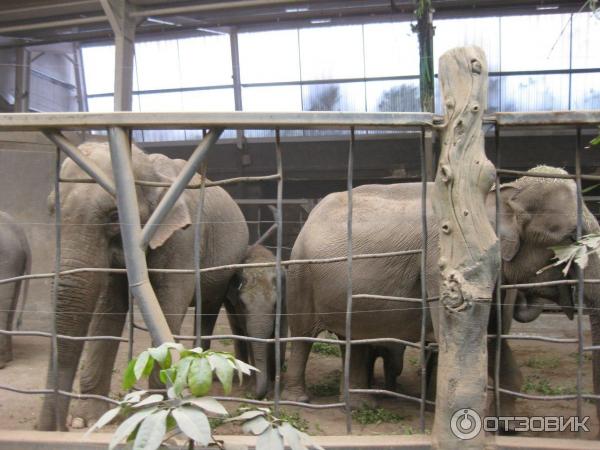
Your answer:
69,398 -> 110,430
346,393 -> 378,410
281,386 -> 309,403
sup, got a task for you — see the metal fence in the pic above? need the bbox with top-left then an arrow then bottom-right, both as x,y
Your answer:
0,110 -> 599,441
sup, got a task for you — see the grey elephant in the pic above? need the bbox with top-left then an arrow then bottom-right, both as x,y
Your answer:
0,210 -> 31,369
37,141 -> 249,431
225,244 -> 287,398
282,166 -> 600,422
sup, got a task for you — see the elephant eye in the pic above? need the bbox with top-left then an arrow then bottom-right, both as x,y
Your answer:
108,210 -> 119,225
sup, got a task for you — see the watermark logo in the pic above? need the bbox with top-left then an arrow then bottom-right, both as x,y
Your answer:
450,409 -> 482,440
450,409 -> 590,440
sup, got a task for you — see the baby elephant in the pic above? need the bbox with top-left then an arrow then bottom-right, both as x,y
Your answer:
0,210 -> 31,369
226,244 -> 287,398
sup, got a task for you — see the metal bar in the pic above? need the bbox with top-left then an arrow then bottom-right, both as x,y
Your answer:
194,163 -> 208,347
494,124 -> 503,420
0,385 -> 120,405
274,129 -> 284,415
351,294 -> 424,303
502,279 -> 600,289
489,334 -> 578,344
0,112 -> 434,131
59,173 -> 280,189
350,389 -> 435,406
0,249 -> 425,285
51,146 -> 61,430
44,131 -> 116,196
130,0 -> 327,18
14,47 -> 30,112
141,128 -> 223,247
108,126 -> 174,345
497,169 -> 600,182
495,111 -> 600,126
0,15 -> 106,34
254,223 -> 277,247
343,127 -> 355,434
127,291 -> 134,361
418,126 -> 428,432
0,330 -> 128,342
575,126 -> 585,430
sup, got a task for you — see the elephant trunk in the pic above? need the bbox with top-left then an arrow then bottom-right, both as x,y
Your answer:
247,316 -> 274,399
513,291 -> 545,323
37,238 -> 108,431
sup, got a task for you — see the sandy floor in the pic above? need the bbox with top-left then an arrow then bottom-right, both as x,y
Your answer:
0,310 -> 598,441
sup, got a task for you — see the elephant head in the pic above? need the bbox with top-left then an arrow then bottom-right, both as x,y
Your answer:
38,141 -> 200,430
226,244 -> 286,399
488,165 -> 600,420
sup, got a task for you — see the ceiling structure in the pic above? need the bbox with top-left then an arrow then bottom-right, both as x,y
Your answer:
0,0 -> 590,48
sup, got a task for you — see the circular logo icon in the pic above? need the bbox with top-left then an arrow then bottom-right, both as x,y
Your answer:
450,408 -> 482,440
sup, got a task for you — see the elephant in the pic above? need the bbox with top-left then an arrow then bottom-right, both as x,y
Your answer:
282,165 -> 600,423
37,141 -> 249,431
225,244 -> 287,399
0,210 -> 31,369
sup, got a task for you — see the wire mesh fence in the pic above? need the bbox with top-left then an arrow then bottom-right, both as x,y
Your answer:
0,110 -> 599,441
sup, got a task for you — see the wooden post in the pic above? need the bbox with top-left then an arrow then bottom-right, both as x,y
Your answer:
432,47 -> 498,449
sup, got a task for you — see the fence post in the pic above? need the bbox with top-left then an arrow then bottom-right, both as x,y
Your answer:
432,46 -> 499,449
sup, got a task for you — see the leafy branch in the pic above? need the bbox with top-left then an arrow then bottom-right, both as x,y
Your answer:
538,234 -> 600,276
87,343 -> 322,450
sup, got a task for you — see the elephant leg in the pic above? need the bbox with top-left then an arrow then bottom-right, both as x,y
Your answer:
0,280 -> 19,368
365,346 -> 377,388
488,339 -> 522,421
281,339 -> 313,403
199,301 -> 222,351
343,344 -> 377,409
223,298 -> 249,364
383,346 -> 403,391
70,274 -> 128,429
425,347 -> 438,408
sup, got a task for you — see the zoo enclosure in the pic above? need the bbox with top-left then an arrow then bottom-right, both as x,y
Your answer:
0,108 -> 599,448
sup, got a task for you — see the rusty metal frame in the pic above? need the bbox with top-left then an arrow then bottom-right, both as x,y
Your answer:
0,109 -> 599,440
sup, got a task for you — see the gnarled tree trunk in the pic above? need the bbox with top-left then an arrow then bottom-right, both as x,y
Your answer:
432,46 -> 499,450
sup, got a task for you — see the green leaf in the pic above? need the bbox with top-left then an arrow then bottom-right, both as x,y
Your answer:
171,406 -> 212,446
591,134 -> 600,146
134,351 -> 151,380
123,358 -> 138,390
209,354 -> 234,394
109,408 -> 157,450
132,394 -> 164,409
133,409 -> 169,450
174,357 -> 194,396
185,397 -> 228,416
242,416 -> 270,435
234,359 -> 258,385
149,346 -> 171,369
188,357 -> 213,397
277,423 -> 307,450
226,410 -> 265,423
123,390 -> 147,404
256,426 -> 284,450
84,406 -> 121,437
298,431 -> 325,450
159,367 -> 176,386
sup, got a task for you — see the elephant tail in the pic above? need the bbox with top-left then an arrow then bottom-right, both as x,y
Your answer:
15,233 -> 32,331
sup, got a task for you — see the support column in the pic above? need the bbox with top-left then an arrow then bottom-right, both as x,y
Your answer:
431,47 -> 498,450
100,0 -> 136,111
14,47 -> 30,112
413,0 -> 435,180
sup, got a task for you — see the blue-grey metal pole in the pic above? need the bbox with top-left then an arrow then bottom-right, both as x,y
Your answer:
45,131 -> 117,196
344,127 -> 355,434
274,129 -> 283,415
194,163 -> 208,348
419,127 -> 428,432
51,146 -> 61,430
108,126 -> 174,345
141,128 -> 223,248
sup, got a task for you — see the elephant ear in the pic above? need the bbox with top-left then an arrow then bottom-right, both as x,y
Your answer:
145,153 -> 200,250
493,186 -> 521,262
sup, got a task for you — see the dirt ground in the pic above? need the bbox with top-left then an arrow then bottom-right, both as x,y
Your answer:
0,310 -> 599,442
